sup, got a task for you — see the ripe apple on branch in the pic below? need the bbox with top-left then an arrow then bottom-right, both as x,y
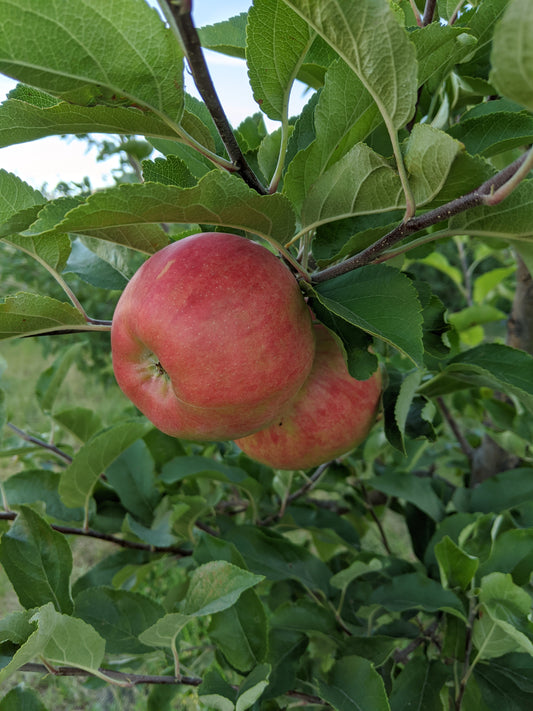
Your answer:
111,231 -> 382,467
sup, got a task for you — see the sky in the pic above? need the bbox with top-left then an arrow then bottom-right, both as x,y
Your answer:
0,0 -> 309,192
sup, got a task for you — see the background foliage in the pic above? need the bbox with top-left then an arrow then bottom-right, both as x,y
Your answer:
1,0 -> 533,709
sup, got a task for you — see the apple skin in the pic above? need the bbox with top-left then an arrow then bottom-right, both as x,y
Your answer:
235,323 -> 381,469
111,232 -> 316,440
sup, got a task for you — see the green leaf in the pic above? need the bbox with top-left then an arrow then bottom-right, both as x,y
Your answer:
161,456 -> 249,486
105,440 -> 160,525
198,13 -> 248,59
224,525 -> 331,593
53,407 -> 103,443
0,94 -> 181,149
284,0 -> 417,131
27,171 -> 296,245
209,589 -> 268,674
403,124 -> 462,206
313,265 -> 424,365
412,24 -> 478,90
0,170 -> 43,224
73,587 -> 165,654
490,0 -> 533,111
454,468 -> 533,514
141,155 -> 196,188
35,343 -> 84,415
3,233 -> 71,275
0,0 -> 184,121
138,612 -> 190,650
59,419 -> 153,510
72,549 -> 152,597
63,239 -> 128,290
283,58 -> 380,211
383,370 -> 423,454
0,506 -> 73,613
317,655 -> 391,711
472,572 -> 533,659
235,664 -> 271,711
448,111 -> 533,157
3,470 -> 86,523
183,561 -> 264,617
476,656 -> 533,711
366,470 -> 445,522
0,293 -> 87,340
419,344 -> 533,413
435,536 -> 479,590
0,610 -> 36,645
390,658 -> 451,711
478,529 -> 533,583
0,686 -> 48,711
0,603 -> 105,685
370,573 -> 466,619
198,669 -> 237,711
448,180 -> 533,241
301,143 -> 404,229
247,0 -> 313,122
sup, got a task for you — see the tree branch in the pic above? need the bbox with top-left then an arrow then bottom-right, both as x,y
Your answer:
18,662 -> 326,706
0,511 -> 192,556
422,0 -> 438,25
311,153 -> 529,284
7,423 -> 73,464
436,398 -> 474,461
19,663 -> 202,687
161,0 -> 267,195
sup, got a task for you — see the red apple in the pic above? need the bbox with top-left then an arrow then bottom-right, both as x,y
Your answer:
111,232 -> 315,440
235,323 -> 381,469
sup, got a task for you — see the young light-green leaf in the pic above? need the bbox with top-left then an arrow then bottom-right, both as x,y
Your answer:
183,561 -> 264,618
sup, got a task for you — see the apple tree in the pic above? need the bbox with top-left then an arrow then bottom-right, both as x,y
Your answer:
1,0 -> 533,709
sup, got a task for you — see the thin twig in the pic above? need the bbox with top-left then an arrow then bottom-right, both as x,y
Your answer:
392,618 -> 441,664
455,596 -> 478,711
0,511 -> 192,556
18,662 -> 327,706
359,481 -> 393,555
449,0 -> 467,25
161,0 -> 267,195
7,423 -> 73,464
437,398 -> 474,461
19,663 -> 201,687
258,461 -> 332,525
311,153 -> 529,284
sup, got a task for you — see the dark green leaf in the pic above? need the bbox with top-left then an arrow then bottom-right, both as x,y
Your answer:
73,587 -> 164,654
313,265 -> 424,365
318,655 -> 391,711
390,657 -> 451,711
0,506 -> 73,613
370,573 -> 466,619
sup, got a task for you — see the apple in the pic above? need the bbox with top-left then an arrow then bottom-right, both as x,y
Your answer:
111,232 -> 315,440
235,323 -> 381,469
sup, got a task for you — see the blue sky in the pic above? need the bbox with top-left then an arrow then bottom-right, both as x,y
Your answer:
0,0 -> 308,191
